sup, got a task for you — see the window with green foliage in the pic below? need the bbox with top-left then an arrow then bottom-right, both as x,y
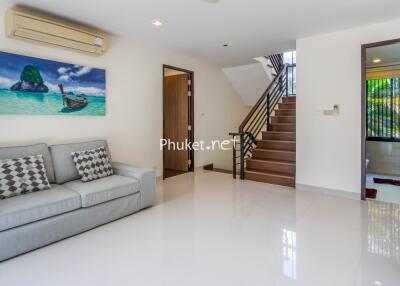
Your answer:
367,78 -> 400,141
284,51 -> 296,96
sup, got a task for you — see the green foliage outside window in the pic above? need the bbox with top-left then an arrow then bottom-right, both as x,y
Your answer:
367,78 -> 400,140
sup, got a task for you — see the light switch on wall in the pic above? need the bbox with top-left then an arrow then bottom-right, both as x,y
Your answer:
333,104 -> 339,115
323,105 -> 339,116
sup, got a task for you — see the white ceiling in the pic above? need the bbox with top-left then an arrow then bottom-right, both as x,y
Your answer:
4,0 -> 400,67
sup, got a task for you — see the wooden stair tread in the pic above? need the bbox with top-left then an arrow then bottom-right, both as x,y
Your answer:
271,123 -> 296,132
254,148 -> 295,153
258,139 -> 295,143
247,158 -> 295,166
262,131 -> 295,134
245,169 -> 295,179
240,95 -> 296,187
252,149 -> 296,162
251,156 -> 296,164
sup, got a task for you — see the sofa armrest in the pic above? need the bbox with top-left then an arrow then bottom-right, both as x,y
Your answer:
112,162 -> 156,208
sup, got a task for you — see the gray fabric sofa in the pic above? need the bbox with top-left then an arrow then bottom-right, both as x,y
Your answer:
0,140 -> 156,262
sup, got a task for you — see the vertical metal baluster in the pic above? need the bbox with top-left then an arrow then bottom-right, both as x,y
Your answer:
232,135 -> 237,179
240,133 -> 244,180
292,65 -> 294,95
286,65 -> 289,96
267,92 -> 271,131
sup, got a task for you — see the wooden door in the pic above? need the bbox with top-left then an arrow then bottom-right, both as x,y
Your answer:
164,74 -> 189,171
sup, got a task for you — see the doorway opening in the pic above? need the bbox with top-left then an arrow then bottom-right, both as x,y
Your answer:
163,65 -> 194,179
361,39 -> 400,203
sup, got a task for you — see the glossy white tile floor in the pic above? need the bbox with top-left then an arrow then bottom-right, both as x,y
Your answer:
366,173 -> 400,204
0,171 -> 399,286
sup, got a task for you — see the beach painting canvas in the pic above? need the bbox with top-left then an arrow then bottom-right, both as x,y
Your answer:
0,51 -> 106,116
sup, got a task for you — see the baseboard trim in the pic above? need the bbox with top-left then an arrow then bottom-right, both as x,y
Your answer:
202,163 -> 232,174
296,183 -> 360,200
203,163 -> 214,171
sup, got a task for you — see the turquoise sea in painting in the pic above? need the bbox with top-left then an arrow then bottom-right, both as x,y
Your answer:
0,51 -> 106,116
0,89 -> 105,116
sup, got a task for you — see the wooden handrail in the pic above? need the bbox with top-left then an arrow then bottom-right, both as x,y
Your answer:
239,64 -> 288,133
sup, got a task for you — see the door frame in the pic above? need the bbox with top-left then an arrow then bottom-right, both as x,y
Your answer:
360,37 -> 400,200
162,64 -> 194,179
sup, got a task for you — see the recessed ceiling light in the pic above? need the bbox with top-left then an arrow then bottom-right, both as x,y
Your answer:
374,281 -> 382,285
373,58 -> 382,63
152,20 -> 163,27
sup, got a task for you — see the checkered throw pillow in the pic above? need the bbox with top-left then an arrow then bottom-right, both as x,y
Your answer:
0,154 -> 51,200
71,147 -> 113,183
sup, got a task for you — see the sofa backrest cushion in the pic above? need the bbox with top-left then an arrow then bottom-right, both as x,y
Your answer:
50,140 -> 110,184
0,143 -> 55,183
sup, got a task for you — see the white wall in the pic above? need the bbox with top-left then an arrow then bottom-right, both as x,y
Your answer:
367,141 -> 400,176
223,62 -> 271,106
0,4 -> 247,176
297,18 -> 400,193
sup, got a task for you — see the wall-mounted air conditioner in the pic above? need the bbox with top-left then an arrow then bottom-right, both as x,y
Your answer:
6,9 -> 107,56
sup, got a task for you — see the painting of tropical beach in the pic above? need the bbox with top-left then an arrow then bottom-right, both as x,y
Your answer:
0,51 -> 106,116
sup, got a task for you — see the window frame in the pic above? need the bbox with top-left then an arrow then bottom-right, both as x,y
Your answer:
361,38 -> 400,200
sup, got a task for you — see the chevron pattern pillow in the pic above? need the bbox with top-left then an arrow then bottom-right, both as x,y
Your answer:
0,154 -> 51,200
71,147 -> 113,182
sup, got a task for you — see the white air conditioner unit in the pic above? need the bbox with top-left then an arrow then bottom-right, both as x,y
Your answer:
6,9 -> 107,56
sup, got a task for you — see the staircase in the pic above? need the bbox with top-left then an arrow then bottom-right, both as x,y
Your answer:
230,53 -> 297,188
245,96 -> 296,187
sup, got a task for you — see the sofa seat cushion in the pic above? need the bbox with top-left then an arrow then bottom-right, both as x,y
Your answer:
63,175 -> 140,207
0,185 -> 81,232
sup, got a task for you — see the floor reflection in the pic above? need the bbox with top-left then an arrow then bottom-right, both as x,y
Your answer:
368,201 -> 400,261
282,228 -> 297,279
361,201 -> 400,286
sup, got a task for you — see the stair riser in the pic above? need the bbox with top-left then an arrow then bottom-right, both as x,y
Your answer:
272,124 -> 296,132
282,97 -> 296,103
243,96 -> 297,188
247,161 -> 295,175
271,116 -> 296,124
257,141 -> 295,151
252,150 -> 295,162
278,103 -> 296,110
262,132 -> 295,141
275,110 -> 296,116
245,172 -> 295,187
